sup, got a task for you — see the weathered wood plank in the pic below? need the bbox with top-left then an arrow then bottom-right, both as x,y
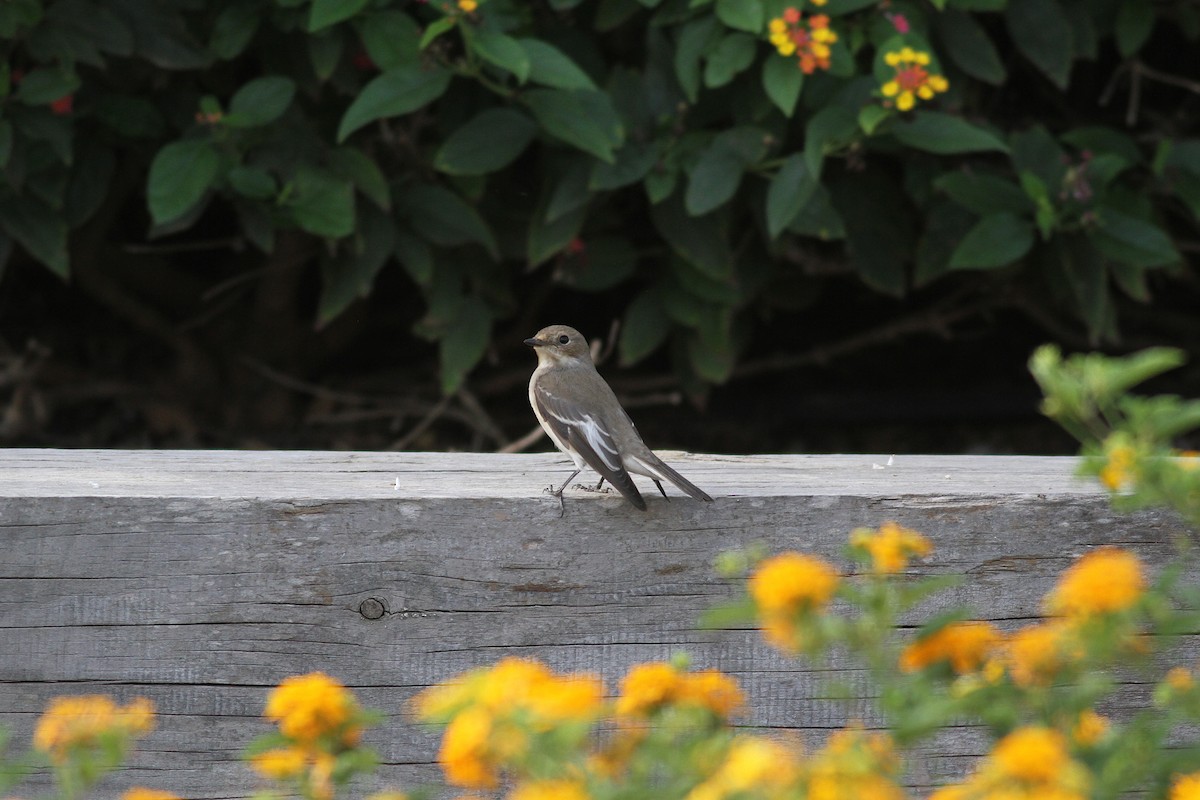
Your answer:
0,450 -> 1194,798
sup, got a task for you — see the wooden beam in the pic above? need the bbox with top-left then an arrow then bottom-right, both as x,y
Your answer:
0,450 -> 1193,797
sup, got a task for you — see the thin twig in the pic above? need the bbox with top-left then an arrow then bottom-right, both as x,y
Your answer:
391,395 -> 452,451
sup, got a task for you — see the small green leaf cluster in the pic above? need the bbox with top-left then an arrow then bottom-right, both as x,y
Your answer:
1,0 -> 1196,393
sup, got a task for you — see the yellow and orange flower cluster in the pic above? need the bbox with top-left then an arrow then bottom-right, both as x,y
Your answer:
33,695 -> 155,764
412,657 -> 603,789
768,7 -> 838,74
931,726 -> 1091,800
749,551 -> 839,653
851,521 -> 932,573
252,672 -> 371,800
1045,545 -> 1146,618
805,726 -> 905,800
900,620 -> 1002,675
615,661 -> 745,720
881,47 -> 949,111
686,735 -> 802,800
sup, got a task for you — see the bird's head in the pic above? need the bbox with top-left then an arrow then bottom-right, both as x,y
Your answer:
524,325 -> 593,367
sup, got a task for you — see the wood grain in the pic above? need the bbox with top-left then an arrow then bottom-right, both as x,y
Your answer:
0,450 -> 1194,798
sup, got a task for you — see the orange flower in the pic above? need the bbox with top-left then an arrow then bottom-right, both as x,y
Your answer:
265,673 -> 361,745
767,8 -> 838,74
850,522 -> 932,573
616,662 -> 744,719
1171,771 -> 1200,800
33,696 -> 155,763
1003,620 -> 1080,687
900,621 -> 1002,674
1044,546 -> 1145,618
750,552 -> 839,613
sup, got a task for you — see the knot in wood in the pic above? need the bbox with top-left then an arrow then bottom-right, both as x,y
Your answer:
358,597 -> 387,620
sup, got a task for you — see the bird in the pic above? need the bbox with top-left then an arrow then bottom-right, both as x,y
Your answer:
524,324 -> 714,513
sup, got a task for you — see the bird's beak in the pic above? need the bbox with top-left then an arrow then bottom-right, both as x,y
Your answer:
524,337 -> 545,348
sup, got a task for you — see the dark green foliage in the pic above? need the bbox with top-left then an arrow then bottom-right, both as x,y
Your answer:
0,0 -> 1197,396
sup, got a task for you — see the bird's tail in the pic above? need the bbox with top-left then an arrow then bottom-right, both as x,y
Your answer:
630,454 -> 714,502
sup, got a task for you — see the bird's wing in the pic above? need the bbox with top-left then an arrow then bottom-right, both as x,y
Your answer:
532,380 -> 646,510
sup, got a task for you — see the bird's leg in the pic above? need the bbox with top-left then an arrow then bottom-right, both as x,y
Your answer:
653,480 -> 670,501
546,468 -> 581,517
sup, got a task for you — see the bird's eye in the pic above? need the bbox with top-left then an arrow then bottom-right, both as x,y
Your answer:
557,334 -> 570,344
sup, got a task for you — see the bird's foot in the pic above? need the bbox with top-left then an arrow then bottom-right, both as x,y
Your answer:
574,483 -> 612,495
543,484 -> 567,517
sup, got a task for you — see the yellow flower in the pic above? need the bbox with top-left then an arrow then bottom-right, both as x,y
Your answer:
615,662 -> 744,719
806,727 -> 904,800
1071,709 -> 1109,746
440,706 -> 498,789
1044,547 -> 1146,618
1167,666 -> 1196,692
1003,620 -> 1079,687
1171,772 -> 1200,800
991,727 -> 1070,783
1100,440 -> 1136,489
880,48 -> 948,111
509,779 -> 589,800
750,552 -> 839,613
33,696 -> 155,763
266,673 -> 361,744
458,0 -> 478,11
251,746 -> 308,779
852,522 -> 932,573
122,790 -> 181,800
900,620 -> 1002,674
767,9 -> 837,73
687,736 -> 801,800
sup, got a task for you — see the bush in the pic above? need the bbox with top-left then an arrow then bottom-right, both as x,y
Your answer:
1,0 -> 1198,403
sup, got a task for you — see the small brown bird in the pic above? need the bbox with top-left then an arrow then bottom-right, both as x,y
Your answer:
525,324 -> 714,512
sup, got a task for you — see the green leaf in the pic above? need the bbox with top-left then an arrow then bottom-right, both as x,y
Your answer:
1089,209 -> 1180,268
16,67 -> 80,106
418,16 -> 456,50
650,194 -> 733,278
337,64 -> 452,142
890,111 -> 1009,155
435,108 -> 536,176
467,28 -> 530,83
440,296 -> 492,394
394,229 -> 433,285
209,4 -> 261,59
761,54 -> 804,118
404,184 -> 499,259
519,39 -> 597,90
716,0 -> 763,32
0,195 -> 69,277
674,16 -> 720,103
528,195 -> 587,267
308,0 -> 370,32
590,141 -> 657,190
546,159 -> 592,223
356,11 -> 421,69
948,212 -> 1035,270
915,201 -> 976,286
559,235 -> 638,291
858,104 -> 891,135
687,316 -> 737,383
287,167 -> 355,238
703,32 -> 756,88
224,76 -> 295,128
686,143 -> 743,216
829,171 -> 912,295
766,153 -> 816,239
317,204 -> 396,325
620,287 -> 671,366
0,121 -> 12,168
328,147 -> 391,210
934,172 -> 1034,215
936,9 -> 1005,85
1115,0 -> 1155,58
525,89 -> 624,163
146,139 -> 219,225
227,166 -> 277,200
1005,0 -> 1073,89
308,31 -> 344,81
804,106 -> 858,179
